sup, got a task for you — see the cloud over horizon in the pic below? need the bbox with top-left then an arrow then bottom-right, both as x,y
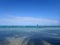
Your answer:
0,16 -> 59,26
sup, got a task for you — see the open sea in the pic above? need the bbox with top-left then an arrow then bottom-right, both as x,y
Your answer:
0,26 -> 60,45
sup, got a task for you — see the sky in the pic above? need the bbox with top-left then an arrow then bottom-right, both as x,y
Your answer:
0,0 -> 60,26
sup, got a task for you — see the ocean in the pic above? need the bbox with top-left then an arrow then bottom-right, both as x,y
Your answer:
0,26 -> 60,45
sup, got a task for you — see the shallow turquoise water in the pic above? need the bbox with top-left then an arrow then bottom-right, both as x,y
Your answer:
0,26 -> 60,45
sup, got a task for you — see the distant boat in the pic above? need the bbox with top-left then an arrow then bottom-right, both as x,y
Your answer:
37,24 -> 39,28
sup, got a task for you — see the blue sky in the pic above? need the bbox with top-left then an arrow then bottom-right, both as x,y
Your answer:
0,0 -> 60,25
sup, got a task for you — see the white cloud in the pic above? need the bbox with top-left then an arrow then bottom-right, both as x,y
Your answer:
0,16 -> 59,25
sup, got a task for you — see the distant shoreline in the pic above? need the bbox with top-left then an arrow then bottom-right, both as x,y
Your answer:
0,26 -> 60,28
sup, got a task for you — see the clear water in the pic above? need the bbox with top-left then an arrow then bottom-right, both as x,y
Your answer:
0,26 -> 60,45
